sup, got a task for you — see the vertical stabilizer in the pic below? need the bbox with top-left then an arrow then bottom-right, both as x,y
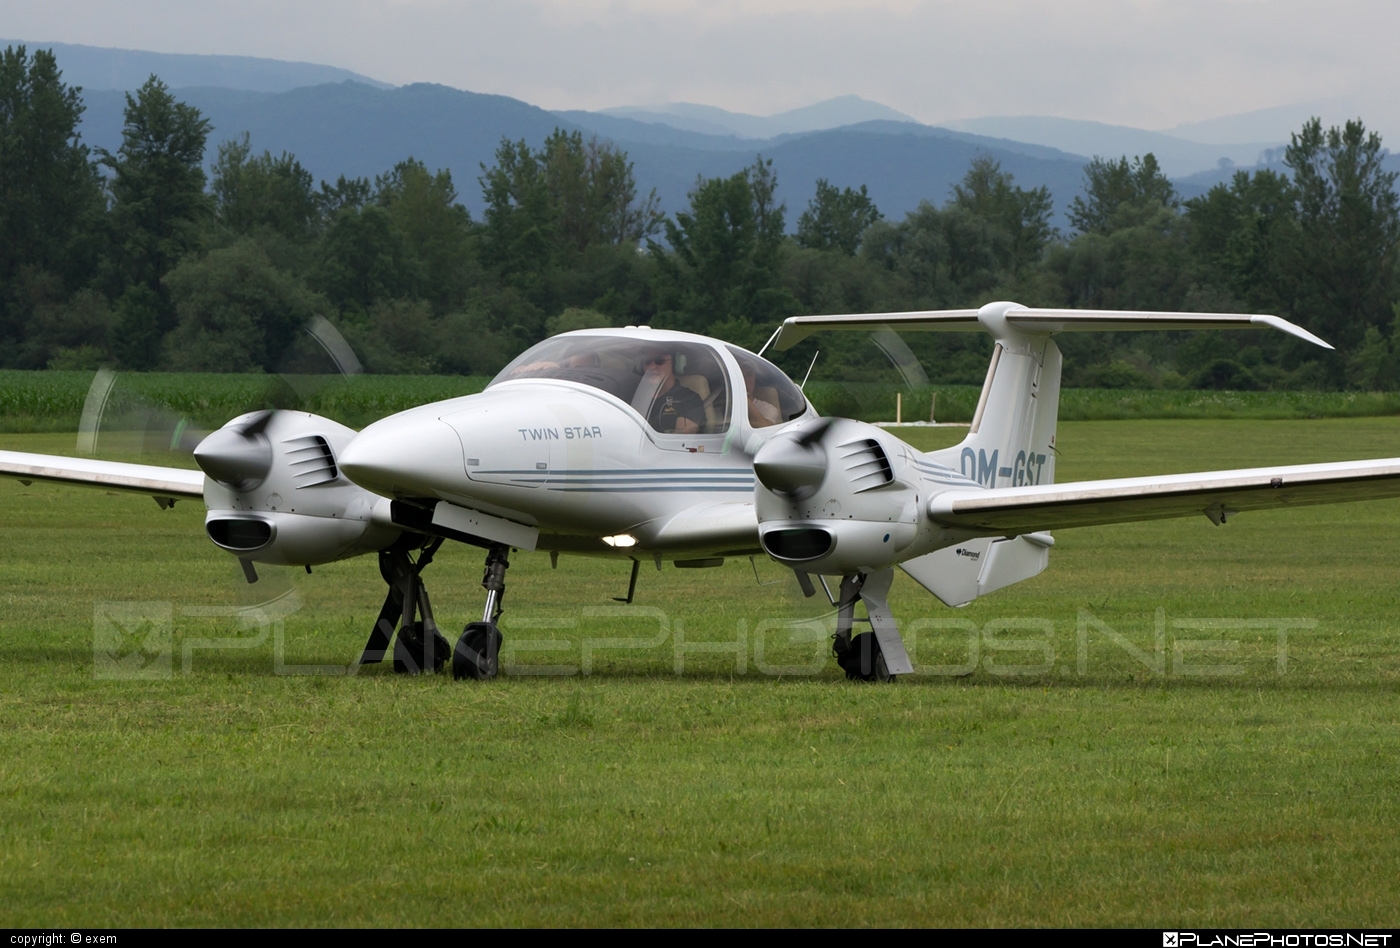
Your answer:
929,302 -> 1061,490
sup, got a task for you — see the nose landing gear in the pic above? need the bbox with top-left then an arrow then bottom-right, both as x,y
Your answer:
832,573 -> 889,681
830,568 -> 913,682
453,543 -> 509,681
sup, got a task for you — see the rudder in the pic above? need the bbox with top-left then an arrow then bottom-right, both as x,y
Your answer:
930,302 -> 1061,490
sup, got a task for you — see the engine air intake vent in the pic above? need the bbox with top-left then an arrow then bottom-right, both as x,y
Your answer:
840,438 -> 894,492
207,517 -> 273,551
285,435 -> 338,487
762,528 -> 833,562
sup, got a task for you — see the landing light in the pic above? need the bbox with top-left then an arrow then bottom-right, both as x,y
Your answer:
602,534 -> 638,548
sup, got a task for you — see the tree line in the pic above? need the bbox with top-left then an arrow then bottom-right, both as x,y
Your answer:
4,44 -> 1400,391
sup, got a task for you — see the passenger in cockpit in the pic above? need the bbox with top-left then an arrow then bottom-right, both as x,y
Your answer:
741,362 -> 782,427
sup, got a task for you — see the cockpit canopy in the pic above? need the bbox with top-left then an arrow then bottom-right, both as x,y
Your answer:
724,345 -> 809,430
490,333 -> 807,434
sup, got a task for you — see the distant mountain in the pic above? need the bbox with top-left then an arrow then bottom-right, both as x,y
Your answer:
75,82 -> 1100,228
1174,158 -> 1289,193
0,37 -> 391,92
1164,100 -> 1343,146
804,120 -> 1090,165
1174,152 -> 1400,195
550,110 -> 762,152
938,115 -> 1279,178
80,83 -> 579,200
1164,95 -> 1400,150
600,95 -> 919,139
554,111 -> 1085,162
590,124 -> 1098,232
758,125 -> 1092,229
602,106 -> 739,138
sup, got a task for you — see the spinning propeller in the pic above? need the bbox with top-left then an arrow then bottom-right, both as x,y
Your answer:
77,316 -> 367,605
78,315 -> 361,473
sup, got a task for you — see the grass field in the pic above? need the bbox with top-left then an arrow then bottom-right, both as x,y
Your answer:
2,419 -> 1399,926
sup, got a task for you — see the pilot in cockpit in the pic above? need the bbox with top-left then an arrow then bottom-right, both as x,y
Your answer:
640,349 -> 704,434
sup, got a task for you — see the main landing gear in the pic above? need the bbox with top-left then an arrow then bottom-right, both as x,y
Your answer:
452,543 -> 508,681
358,535 -> 452,674
357,538 -> 509,680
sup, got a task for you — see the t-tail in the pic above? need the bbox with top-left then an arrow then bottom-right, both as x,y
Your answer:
927,302 -> 1063,491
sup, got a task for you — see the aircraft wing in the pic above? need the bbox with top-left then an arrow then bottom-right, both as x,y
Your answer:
0,450 -> 205,501
927,458 -> 1400,533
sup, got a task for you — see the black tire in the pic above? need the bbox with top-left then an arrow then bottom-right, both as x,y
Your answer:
837,631 -> 894,683
393,621 -> 451,675
453,621 -> 502,681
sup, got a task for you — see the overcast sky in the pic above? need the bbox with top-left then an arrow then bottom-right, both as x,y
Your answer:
6,0 -> 1399,130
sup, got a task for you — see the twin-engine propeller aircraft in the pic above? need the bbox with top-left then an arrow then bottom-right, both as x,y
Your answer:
5,301 -> 1400,681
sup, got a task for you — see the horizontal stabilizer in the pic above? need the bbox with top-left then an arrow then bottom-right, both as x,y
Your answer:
901,533 -> 1053,606
928,459 -> 1400,534
0,450 -> 205,499
764,306 -> 1331,352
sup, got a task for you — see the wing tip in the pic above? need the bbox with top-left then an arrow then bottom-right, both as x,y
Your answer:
1249,314 -> 1333,349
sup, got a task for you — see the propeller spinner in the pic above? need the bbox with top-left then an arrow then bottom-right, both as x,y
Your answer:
752,418 -> 832,497
192,411 -> 275,490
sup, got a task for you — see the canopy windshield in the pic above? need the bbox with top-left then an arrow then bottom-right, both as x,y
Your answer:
491,335 -> 733,434
725,346 -> 808,427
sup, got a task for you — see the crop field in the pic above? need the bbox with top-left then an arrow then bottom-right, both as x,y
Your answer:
2,418 -> 1399,926
0,370 -> 493,432
5,369 -> 1400,433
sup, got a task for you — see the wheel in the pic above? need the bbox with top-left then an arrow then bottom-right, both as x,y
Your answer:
453,621 -> 502,681
392,621 -> 450,675
836,632 -> 894,683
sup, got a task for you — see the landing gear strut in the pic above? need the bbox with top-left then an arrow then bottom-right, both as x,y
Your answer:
358,535 -> 451,674
453,543 -> 509,681
831,573 -> 890,682
830,568 -> 914,682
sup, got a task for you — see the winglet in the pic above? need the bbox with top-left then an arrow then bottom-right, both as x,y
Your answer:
1250,314 -> 1333,350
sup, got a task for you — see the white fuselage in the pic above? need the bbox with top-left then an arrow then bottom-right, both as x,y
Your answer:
340,380 -> 770,553
338,327 -> 824,557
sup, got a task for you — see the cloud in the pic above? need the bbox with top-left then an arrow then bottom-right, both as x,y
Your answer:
6,0 -> 1400,130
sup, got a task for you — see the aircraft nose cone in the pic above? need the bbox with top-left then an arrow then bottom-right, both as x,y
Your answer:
340,414 -> 465,499
753,437 -> 827,495
193,426 -> 271,489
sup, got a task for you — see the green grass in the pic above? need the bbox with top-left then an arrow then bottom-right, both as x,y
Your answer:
1,419 -> 1399,925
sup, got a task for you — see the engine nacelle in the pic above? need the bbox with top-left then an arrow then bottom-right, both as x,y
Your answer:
198,411 -> 400,568
754,418 -> 952,575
